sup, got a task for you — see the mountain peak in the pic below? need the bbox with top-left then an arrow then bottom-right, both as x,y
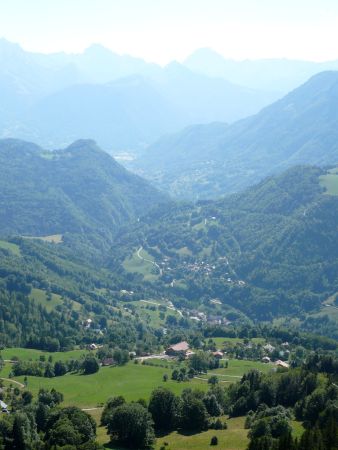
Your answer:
66,139 -> 99,152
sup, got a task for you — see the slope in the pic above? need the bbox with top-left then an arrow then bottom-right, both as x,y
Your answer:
132,71 -> 338,199
0,138 -> 166,237
115,165 -> 338,332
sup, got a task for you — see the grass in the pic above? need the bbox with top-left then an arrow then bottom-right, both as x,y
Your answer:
128,300 -> 180,328
123,249 -> 158,282
0,240 -> 21,256
320,169 -> 338,196
210,359 -> 273,378
29,288 -> 81,312
0,347 -> 89,363
211,337 -> 265,347
291,420 -> 305,440
177,246 -> 193,257
155,417 -> 248,450
93,415 -> 248,449
1,362 -> 207,409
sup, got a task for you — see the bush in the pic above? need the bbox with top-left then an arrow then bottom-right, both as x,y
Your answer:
210,435 -> 218,445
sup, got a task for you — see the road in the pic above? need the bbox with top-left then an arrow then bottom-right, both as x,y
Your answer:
0,377 -> 25,388
136,246 -> 163,276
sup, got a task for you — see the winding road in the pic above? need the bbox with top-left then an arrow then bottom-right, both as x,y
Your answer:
136,246 -> 163,276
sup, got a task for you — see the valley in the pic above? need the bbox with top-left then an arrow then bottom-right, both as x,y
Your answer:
0,16 -> 337,448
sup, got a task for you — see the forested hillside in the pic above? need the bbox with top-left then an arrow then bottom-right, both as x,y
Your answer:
0,138 -> 166,237
132,71 -> 338,199
114,165 -> 338,334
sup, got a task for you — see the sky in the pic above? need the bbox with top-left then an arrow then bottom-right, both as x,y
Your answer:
1,0 -> 338,64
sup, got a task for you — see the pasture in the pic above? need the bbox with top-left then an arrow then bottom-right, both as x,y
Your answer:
29,288 -> 82,312
0,240 -> 21,256
320,168 -> 338,195
1,347 -> 88,363
1,361 -> 207,409
211,337 -> 265,347
123,248 -> 159,281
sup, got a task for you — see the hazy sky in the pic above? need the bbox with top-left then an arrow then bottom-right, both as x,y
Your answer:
1,0 -> 338,64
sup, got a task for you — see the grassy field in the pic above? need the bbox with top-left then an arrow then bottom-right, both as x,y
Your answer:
0,352 -> 274,409
1,347 -> 89,363
210,359 -> 273,379
1,362 -> 207,408
0,240 -> 21,256
123,248 -> 159,282
211,337 -> 265,347
94,415 -> 305,449
155,417 -> 248,450
128,300 -> 180,328
29,288 -> 82,313
320,168 -> 338,195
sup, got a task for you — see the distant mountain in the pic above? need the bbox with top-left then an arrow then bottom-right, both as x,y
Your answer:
0,138 -> 166,237
131,71 -> 338,199
184,48 -> 338,93
16,76 -> 186,150
154,62 -> 277,124
0,39 -> 280,150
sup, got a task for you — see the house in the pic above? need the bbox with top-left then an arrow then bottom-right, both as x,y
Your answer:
87,343 -> 98,351
212,351 -> 224,359
0,400 -> 8,413
165,341 -> 190,356
262,356 -> 271,363
263,344 -> 275,353
275,360 -> 290,369
101,358 -> 115,367
83,318 -> 92,329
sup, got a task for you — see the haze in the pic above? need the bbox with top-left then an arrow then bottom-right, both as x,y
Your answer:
1,0 -> 338,64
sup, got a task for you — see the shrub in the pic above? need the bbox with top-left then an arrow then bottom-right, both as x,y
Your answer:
210,435 -> 218,445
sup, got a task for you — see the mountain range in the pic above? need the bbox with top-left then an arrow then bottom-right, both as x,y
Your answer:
184,47 -> 338,93
0,38 -> 279,151
130,70 -> 338,199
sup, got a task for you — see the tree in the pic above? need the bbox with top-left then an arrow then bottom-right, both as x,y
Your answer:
203,394 -> 222,417
210,435 -> 218,445
148,387 -> 178,431
107,403 -> 155,449
21,391 -> 33,405
38,388 -> 63,407
45,406 -> 96,448
208,376 -> 219,385
54,361 -> 67,377
82,356 -> 100,375
101,396 -> 125,426
12,411 -> 40,450
188,351 -> 210,373
179,394 -> 209,431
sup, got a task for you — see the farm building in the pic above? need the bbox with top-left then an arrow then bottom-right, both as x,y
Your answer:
166,341 -> 189,356
275,360 -> 290,369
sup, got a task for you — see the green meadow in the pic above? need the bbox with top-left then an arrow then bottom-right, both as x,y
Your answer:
2,362 -> 207,408
123,248 -> 159,281
1,347 -> 88,363
320,168 -> 338,195
29,288 -> 82,312
0,240 -> 21,256
211,337 -> 265,347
